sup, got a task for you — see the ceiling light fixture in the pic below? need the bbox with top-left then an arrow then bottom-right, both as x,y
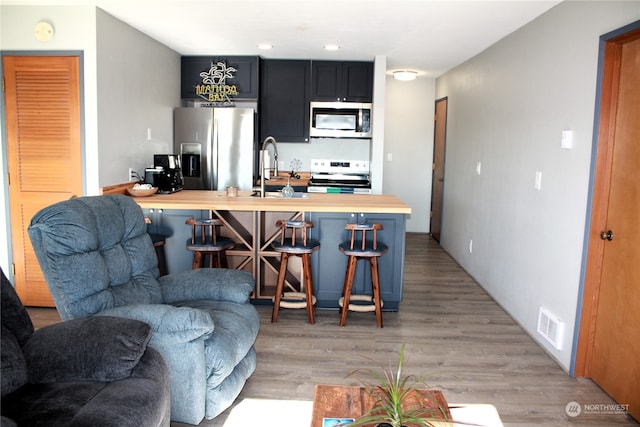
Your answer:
393,70 -> 418,81
257,43 -> 273,50
324,44 -> 340,51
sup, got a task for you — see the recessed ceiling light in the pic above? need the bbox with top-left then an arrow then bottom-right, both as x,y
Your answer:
393,70 -> 418,81
258,43 -> 273,50
324,44 -> 340,51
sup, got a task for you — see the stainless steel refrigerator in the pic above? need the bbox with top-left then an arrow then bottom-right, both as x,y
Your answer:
174,107 -> 255,190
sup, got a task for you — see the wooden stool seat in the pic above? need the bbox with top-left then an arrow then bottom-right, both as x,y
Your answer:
185,218 -> 235,269
271,220 -> 320,324
338,223 -> 388,327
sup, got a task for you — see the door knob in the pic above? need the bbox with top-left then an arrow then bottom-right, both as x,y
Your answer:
600,230 -> 614,241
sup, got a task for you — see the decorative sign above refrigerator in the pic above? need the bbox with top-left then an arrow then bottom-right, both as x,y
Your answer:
181,56 -> 259,104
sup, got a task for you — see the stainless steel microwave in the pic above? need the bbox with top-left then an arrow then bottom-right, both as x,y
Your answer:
309,102 -> 372,139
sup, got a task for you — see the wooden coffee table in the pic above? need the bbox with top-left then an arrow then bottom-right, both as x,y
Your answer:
311,385 -> 450,427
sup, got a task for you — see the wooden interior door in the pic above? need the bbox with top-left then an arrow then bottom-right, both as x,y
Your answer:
430,97 -> 447,242
4,55 -> 83,307
576,27 -> 640,421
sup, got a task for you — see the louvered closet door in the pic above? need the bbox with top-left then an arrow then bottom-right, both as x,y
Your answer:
4,56 -> 83,306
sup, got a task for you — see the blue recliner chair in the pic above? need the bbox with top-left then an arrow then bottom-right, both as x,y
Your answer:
28,195 -> 260,425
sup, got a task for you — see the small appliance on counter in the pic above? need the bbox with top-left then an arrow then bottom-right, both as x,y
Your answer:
144,154 -> 183,194
307,159 -> 371,194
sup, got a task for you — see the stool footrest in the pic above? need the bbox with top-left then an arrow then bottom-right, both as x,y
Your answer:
273,292 -> 317,309
338,295 -> 384,312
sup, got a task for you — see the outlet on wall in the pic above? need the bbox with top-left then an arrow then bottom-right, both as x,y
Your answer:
129,168 -> 137,182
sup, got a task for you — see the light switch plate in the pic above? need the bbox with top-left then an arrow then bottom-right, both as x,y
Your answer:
561,130 -> 573,149
534,171 -> 542,190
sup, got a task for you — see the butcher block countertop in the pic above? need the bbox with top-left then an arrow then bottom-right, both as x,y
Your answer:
130,190 -> 411,214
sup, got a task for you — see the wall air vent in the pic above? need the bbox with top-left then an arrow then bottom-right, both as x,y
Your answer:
537,306 -> 563,350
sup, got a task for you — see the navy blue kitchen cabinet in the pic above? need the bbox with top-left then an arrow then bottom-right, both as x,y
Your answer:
259,59 -> 311,143
142,207 -> 406,309
309,212 -> 406,310
144,208 -> 209,274
311,61 -> 374,102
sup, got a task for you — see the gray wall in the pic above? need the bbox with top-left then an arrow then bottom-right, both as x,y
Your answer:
435,1 -> 639,370
96,9 -> 180,186
383,75 -> 435,232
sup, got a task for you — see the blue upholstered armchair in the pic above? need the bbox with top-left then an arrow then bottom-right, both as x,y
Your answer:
28,195 -> 260,425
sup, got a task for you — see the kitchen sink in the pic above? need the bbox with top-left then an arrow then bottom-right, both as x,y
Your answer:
263,177 -> 307,193
251,191 -> 308,198
226,191 -> 308,199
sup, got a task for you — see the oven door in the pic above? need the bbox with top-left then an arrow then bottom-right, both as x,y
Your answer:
308,172 -> 371,193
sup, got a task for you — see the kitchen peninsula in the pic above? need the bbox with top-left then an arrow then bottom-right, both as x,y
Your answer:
133,191 -> 411,310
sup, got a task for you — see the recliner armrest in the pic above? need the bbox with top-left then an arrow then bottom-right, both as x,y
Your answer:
158,268 -> 254,304
97,303 -> 215,345
23,316 -> 151,384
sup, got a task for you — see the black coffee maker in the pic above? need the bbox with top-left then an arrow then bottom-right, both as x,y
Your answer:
145,154 -> 183,193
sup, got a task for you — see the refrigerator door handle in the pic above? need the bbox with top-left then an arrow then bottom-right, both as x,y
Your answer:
211,118 -> 219,191
204,117 -> 213,190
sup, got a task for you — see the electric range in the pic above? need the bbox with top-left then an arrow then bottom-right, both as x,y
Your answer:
307,159 -> 371,194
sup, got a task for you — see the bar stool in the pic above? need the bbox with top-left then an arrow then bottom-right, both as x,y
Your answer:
145,217 -> 168,276
338,223 -> 388,327
185,218 -> 235,269
271,220 -> 320,324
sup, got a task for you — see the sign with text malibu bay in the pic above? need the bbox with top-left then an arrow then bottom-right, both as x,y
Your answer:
181,56 -> 259,104
196,61 -> 237,106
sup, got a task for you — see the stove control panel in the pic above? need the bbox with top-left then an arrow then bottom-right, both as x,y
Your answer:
310,159 -> 370,174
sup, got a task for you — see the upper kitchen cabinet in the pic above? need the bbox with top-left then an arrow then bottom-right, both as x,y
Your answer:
311,61 -> 373,102
259,59 -> 311,143
181,56 -> 259,102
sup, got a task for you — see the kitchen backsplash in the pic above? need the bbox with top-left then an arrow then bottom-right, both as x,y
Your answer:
276,137 -> 371,171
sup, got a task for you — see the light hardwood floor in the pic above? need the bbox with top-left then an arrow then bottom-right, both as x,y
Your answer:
28,233 -> 637,426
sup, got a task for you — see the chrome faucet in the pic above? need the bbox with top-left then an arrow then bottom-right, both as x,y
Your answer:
259,136 -> 279,198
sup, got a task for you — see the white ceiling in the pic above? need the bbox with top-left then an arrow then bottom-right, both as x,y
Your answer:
6,0 -> 562,77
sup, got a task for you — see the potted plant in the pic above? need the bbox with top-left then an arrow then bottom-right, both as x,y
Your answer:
346,343 -> 451,427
